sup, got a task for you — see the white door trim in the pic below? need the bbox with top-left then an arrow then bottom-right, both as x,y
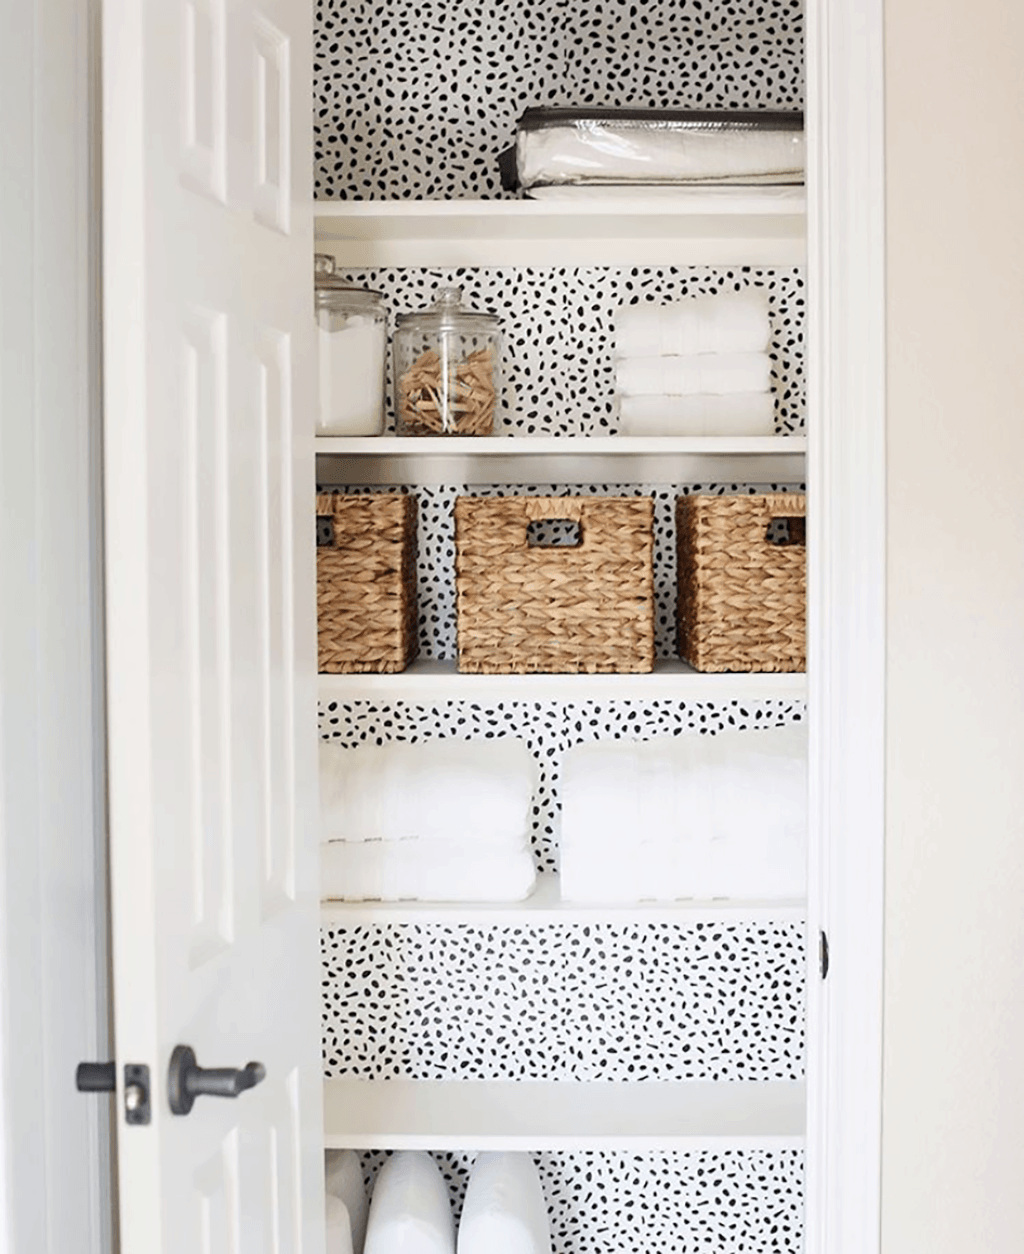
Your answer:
0,0 -> 112,1251
805,1 -> 887,1251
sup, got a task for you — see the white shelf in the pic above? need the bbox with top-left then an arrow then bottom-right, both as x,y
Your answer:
315,435 -> 807,486
323,1078 -> 806,1150
320,873 -> 805,926
314,196 -> 806,267
318,658 -> 807,702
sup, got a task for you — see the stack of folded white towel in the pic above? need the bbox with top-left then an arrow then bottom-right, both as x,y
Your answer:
319,738 -> 538,903
612,290 -> 775,436
559,725 -> 807,903
357,1150 -> 551,1254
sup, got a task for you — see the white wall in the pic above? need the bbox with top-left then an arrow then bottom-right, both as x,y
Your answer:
0,0 -> 112,1251
883,0 -> 1024,1247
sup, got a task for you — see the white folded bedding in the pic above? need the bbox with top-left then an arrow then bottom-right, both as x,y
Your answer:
614,291 -> 770,358
559,726 -> 807,901
524,184 -> 805,205
364,1152 -> 455,1254
615,352 -> 772,397
617,392 -> 775,437
327,1149 -> 369,1254
319,738 -> 537,845
321,839 -> 537,903
517,122 -> 805,189
458,1153 -> 551,1254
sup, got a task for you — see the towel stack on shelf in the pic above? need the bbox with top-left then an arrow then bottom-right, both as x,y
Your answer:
319,738 -> 538,903
613,290 -> 775,437
559,725 -> 807,903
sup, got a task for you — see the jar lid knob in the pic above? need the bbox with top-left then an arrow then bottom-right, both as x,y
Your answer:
314,253 -> 336,279
433,286 -> 463,310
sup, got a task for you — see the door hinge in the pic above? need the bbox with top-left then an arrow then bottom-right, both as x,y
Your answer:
819,929 -> 830,979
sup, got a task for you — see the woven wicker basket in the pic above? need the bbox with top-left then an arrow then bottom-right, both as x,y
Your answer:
317,493 -> 418,674
677,492 -> 806,673
455,496 -> 655,674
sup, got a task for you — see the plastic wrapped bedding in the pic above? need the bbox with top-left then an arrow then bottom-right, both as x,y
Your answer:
514,108 -> 804,193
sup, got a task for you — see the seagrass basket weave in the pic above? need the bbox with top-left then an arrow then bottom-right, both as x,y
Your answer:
316,493 -> 418,674
676,492 -> 806,673
455,495 -> 655,674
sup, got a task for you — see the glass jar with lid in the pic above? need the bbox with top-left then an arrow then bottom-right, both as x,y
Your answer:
393,286 -> 502,436
315,253 -> 387,436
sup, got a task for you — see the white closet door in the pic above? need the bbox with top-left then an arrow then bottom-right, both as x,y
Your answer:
102,0 -> 321,1250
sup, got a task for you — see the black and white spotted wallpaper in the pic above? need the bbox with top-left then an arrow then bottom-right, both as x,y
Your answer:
322,918 -> 804,1081
351,1149 -> 804,1253
314,0 -> 805,199
328,265 -> 806,436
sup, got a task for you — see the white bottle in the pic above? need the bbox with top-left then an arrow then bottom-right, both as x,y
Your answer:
315,253 -> 387,436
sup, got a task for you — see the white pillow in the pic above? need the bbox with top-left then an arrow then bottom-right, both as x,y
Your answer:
457,1153 -> 551,1254
326,1150 -> 369,1254
365,1151 -> 455,1254
326,1195 -> 354,1254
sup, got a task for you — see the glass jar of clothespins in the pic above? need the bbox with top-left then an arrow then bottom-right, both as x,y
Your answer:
393,287 -> 502,436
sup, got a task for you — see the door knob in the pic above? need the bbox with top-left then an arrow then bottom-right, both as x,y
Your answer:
167,1044 -> 266,1116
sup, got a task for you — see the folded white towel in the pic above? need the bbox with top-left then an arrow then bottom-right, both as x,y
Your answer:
327,1150 -> 369,1254
614,352 -> 772,398
327,1195 -> 355,1254
617,392 -> 775,437
517,124 -> 805,188
321,839 -> 537,903
559,726 -> 807,902
319,738 -> 537,846
365,1152 -> 455,1254
457,1153 -> 551,1254
614,292 -> 770,358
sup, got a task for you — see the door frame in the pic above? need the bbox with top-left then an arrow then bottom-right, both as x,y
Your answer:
805,2 -> 887,1252
0,0 -> 886,1249
0,0 -> 113,1251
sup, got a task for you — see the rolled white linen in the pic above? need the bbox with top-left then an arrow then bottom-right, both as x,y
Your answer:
559,726 -> 807,902
457,1153 -> 551,1254
517,124 -> 805,189
326,1150 -> 369,1254
321,838 -> 537,903
327,1196 -> 355,1254
613,291 -> 770,358
614,352 -> 772,397
616,392 -> 775,437
319,738 -> 537,846
364,1152 -> 455,1254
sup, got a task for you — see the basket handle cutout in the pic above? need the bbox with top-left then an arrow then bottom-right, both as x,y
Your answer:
526,518 -> 583,549
764,515 -> 806,547
316,515 -> 336,548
